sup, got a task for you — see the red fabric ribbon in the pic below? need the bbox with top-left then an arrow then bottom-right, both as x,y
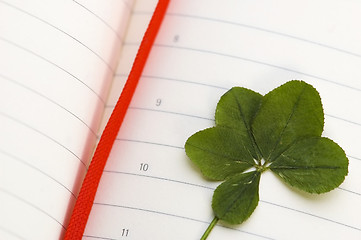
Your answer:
64,1 -> 169,239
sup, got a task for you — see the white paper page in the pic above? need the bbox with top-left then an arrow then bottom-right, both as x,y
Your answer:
0,0 -> 133,239
86,0 -> 361,239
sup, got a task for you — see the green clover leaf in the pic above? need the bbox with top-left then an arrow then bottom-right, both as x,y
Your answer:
184,80 -> 348,239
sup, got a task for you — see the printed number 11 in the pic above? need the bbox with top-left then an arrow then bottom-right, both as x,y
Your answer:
121,228 -> 129,237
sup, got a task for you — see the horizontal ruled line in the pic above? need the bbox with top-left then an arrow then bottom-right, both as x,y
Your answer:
93,202 -> 276,240
143,74 -> 228,90
0,188 -> 66,230
0,73 -> 98,137
120,39 -> 361,93
114,74 -> 361,129
127,105 -> 361,130
261,199 -> 361,232
72,0 -> 129,42
103,171 -> 214,190
114,73 -> 229,90
0,226 -> 26,240
83,235 -> 117,240
129,106 -> 214,121
0,0 -> 115,73
107,169 -> 361,197
129,106 -> 213,121
0,149 -> 76,199
326,114 -> 361,127
115,138 -> 184,149
153,43 -> 361,93
104,170 -> 361,232
110,140 -> 360,195
130,10 -> 361,60
0,36 -> 105,104
94,202 -> 210,225
338,187 -> 361,196
348,155 -> 361,162
166,12 -> 361,59
0,112 -> 87,168
105,105 -> 215,122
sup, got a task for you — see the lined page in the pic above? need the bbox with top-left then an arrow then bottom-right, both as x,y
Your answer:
86,0 -> 361,239
0,0 -> 133,239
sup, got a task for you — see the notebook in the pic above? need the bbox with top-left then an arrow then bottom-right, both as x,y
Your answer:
1,0 -> 360,239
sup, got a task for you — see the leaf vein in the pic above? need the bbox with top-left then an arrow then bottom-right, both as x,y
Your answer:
271,166 -> 343,170
231,90 -> 262,161
267,85 -> 306,161
219,173 -> 259,221
186,143 -> 254,165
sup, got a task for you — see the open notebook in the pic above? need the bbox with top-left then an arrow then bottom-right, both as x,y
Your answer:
1,0 -> 361,239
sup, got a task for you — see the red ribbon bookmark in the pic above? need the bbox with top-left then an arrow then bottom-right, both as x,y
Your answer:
64,1 -> 170,239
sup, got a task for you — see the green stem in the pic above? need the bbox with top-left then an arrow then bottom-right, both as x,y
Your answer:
200,216 -> 219,240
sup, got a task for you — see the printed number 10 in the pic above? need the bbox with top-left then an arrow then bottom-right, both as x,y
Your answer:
140,163 -> 149,171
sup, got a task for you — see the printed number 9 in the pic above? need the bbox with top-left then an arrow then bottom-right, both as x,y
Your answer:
156,98 -> 162,106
